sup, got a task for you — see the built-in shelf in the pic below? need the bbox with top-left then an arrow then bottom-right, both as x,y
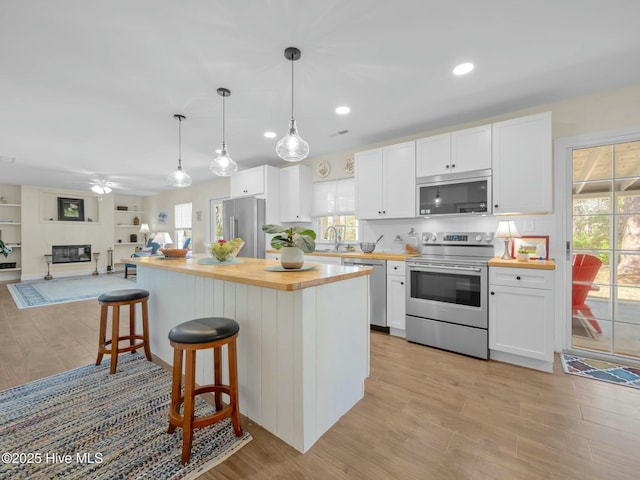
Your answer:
115,225 -> 142,228
0,222 -> 21,225
115,242 -> 142,246
115,209 -> 144,214
0,204 -> 21,208
0,267 -> 21,272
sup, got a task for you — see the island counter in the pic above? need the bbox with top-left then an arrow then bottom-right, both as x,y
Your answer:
126,255 -> 372,453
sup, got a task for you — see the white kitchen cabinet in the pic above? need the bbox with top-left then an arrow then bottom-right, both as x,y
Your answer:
416,124 -> 492,177
230,165 -> 280,199
386,260 -> 406,336
280,164 -> 312,222
355,141 -> 415,219
489,266 -> 554,372
492,112 -> 552,214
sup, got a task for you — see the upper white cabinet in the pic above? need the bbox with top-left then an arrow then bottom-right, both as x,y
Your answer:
280,164 -> 312,223
355,141 -> 416,219
492,112 -> 552,214
230,165 -> 279,199
416,124 -> 492,177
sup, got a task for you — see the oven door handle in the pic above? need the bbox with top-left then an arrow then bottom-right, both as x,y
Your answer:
408,263 -> 482,273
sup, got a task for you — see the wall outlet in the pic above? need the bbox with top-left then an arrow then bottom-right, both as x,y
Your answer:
525,219 -> 535,232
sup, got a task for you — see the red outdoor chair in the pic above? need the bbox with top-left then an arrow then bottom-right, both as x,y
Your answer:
572,253 -> 603,338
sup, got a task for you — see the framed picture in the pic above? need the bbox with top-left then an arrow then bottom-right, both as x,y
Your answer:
58,197 -> 85,221
512,235 -> 549,260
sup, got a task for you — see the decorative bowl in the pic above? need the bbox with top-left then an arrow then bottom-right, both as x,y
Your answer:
359,242 -> 377,253
160,248 -> 189,258
209,238 -> 244,262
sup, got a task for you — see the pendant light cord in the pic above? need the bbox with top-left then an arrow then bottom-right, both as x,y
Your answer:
177,116 -> 183,166
290,51 -> 295,120
222,94 -> 226,145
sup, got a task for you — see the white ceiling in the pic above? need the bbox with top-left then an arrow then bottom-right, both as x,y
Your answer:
2,0 -> 640,196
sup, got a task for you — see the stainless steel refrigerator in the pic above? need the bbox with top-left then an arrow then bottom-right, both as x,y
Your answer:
222,197 -> 266,258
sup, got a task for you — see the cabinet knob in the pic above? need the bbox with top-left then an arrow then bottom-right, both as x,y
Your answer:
445,165 -> 450,169
494,204 -> 499,208
400,282 -> 404,285
378,211 -> 382,214
451,164 -> 455,168
516,276 -> 521,280
382,210 -> 386,214
490,291 -> 495,295
394,266 -> 398,270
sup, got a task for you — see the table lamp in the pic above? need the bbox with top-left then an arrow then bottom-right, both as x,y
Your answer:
152,232 -> 172,248
139,223 -> 151,245
495,220 -> 521,260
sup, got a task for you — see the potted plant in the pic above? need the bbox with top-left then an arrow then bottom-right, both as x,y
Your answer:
262,224 -> 316,269
516,247 -> 529,262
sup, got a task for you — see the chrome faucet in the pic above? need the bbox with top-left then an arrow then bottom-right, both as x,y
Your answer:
326,225 -> 343,252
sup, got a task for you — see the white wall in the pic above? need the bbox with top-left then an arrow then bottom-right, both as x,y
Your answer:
142,176 -> 229,254
20,185 -> 115,279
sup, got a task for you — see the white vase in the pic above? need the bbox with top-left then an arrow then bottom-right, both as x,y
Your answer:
280,246 -> 304,269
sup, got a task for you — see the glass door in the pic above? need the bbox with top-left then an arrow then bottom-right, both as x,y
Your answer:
571,141 -> 640,359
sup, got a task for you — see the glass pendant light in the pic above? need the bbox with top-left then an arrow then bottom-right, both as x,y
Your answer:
276,47 -> 309,162
167,114 -> 192,187
210,87 -> 238,176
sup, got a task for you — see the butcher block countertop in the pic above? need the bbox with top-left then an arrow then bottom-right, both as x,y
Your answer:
269,249 -> 419,261
125,254 -> 371,291
488,257 -> 556,270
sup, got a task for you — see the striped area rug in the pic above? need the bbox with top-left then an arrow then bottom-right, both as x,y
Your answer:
6,275 -> 136,309
0,355 -> 251,479
561,353 -> 640,390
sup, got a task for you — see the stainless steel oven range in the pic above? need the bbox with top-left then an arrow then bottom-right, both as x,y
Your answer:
406,232 -> 494,359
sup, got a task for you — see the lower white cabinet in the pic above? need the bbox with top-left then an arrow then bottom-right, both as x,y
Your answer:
489,267 -> 554,372
386,260 -> 406,336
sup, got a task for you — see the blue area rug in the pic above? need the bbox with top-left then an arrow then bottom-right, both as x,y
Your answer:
0,354 -> 251,479
561,353 -> 640,390
6,275 -> 136,309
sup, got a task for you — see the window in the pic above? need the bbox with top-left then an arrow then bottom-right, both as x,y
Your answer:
174,202 -> 192,249
312,178 -> 358,244
316,215 -> 358,243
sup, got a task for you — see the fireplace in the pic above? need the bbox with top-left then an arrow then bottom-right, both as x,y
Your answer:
52,245 -> 92,264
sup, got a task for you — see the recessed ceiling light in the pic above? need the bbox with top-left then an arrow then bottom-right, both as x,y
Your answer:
335,106 -> 350,115
453,62 -> 474,75
264,131 -> 276,138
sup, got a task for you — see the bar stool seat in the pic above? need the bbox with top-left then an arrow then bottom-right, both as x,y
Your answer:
96,288 -> 152,374
167,317 -> 242,464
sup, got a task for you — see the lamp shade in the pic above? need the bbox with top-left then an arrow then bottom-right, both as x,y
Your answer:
495,220 -> 520,260
152,232 -> 172,246
139,223 -> 151,234
495,220 -> 521,239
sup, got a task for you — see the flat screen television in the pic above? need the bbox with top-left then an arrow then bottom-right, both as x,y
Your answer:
52,245 -> 92,264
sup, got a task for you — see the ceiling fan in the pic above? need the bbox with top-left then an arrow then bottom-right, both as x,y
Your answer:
89,177 -> 129,194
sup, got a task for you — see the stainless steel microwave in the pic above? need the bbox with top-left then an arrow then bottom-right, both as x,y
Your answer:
416,169 -> 492,217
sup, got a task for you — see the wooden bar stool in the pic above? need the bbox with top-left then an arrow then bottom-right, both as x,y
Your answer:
96,288 -> 152,374
167,317 -> 242,464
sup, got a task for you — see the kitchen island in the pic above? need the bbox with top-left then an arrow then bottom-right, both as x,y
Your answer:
125,255 -> 372,453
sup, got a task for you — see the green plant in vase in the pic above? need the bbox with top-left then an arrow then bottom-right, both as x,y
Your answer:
261,224 -> 316,252
262,224 -> 316,269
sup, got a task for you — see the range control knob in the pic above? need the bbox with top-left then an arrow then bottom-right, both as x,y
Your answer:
475,235 -> 482,242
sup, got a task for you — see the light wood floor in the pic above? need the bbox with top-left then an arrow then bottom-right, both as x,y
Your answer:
2,280 -> 640,479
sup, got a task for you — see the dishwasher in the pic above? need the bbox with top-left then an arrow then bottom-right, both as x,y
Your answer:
342,258 -> 387,331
